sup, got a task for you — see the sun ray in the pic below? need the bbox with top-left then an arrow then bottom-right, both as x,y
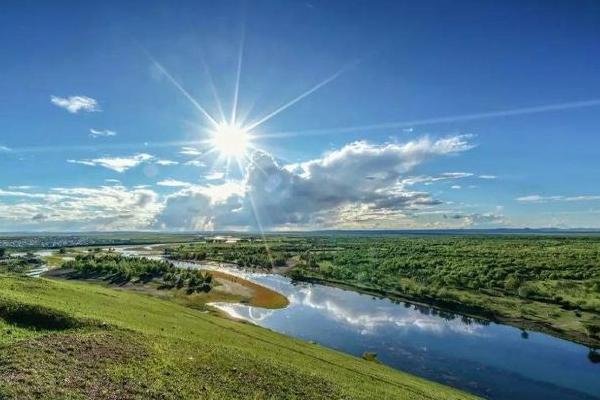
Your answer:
152,60 -> 219,128
244,176 -> 275,269
257,98 -> 600,139
242,152 -> 268,177
231,18 -> 246,125
200,52 -> 227,122
245,60 -> 360,132
15,96 -> 600,155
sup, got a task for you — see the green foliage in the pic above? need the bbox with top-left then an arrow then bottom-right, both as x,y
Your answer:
517,285 -> 534,299
0,255 -> 42,274
64,252 -> 173,280
63,253 -> 213,293
504,274 -> 521,291
277,235 -> 600,313
165,240 -> 300,269
584,323 -> 600,337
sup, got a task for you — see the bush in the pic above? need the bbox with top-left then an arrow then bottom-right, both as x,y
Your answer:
585,323 -> 600,338
504,275 -> 521,291
517,285 -> 534,299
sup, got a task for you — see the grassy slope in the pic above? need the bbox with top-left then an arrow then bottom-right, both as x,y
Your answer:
0,275 -> 477,400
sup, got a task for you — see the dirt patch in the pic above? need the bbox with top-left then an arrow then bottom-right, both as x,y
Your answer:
0,330 -> 149,399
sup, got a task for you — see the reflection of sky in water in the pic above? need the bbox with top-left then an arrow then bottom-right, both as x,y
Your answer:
171,261 -> 600,400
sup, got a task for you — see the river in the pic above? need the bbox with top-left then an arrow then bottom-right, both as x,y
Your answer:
107,246 -> 600,400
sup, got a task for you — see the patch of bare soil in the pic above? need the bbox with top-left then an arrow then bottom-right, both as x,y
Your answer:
0,330 -> 149,399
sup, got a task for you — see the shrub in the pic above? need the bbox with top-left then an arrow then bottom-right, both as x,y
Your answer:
517,285 -> 534,299
584,323 -> 600,338
504,275 -> 521,291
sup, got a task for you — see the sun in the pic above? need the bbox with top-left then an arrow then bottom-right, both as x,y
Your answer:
210,122 -> 251,158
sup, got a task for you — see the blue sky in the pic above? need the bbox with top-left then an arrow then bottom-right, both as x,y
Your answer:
1,0 -> 599,231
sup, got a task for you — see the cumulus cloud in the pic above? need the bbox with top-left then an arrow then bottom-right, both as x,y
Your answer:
444,212 -> 504,225
156,159 -> 179,166
517,194 -> 600,203
185,160 -> 206,167
7,135 -> 486,231
0,189 -> 57,199
158,135 -> 475,230
89,128 -> 116,137
0,185 -> 162,230
156,179 -> 192,188
205,172 -> 225,180
179,146 -> 202,156
67,153 -> 154,173
8,185 -> 33,190
51,95 -> 100,113
157,182 -> 245,230
401,172 -> 473,187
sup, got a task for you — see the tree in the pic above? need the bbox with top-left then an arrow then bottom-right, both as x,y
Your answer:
504,275 -> 521,291
585,324 -> 600,338
0,248 -> 5,258
176,276 -> 184,289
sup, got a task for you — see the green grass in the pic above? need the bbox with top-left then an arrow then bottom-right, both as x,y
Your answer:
0,274 -> 477,400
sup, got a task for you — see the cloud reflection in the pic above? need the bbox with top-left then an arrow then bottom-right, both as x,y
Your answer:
209,269 -> 486,337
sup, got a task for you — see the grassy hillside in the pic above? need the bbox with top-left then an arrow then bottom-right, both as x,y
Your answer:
0,275 -> 477,400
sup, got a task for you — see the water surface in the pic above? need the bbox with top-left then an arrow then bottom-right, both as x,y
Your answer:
172,261 -> 600,400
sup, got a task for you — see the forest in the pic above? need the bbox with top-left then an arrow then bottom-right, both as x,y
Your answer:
62,252 -> 213,293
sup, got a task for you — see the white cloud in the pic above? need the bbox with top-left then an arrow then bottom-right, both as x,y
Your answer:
0,145 -> 11,152
517,194 -> 600,203
67,153 -> 154,173
205,172 -> 225,180
478,175 -> 497,180
89,128 -> 116,137
440,172 -> 473,179
401,172 -> 473,187
158,135 -> 475,230
0,189 -> 59,199
8,185 -> 34,190
51,95 -> 100,113
0,185 -> 163,231
156,179 -> 192,188
179,146 -> 202,156
156,159 -> 179,166
451,185 -> 461,189
185,160 -> 206,167
5,135 -> 496,231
